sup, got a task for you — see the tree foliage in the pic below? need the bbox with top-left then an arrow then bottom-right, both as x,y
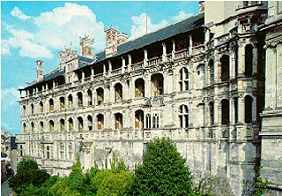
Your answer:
129,138 -> 194,196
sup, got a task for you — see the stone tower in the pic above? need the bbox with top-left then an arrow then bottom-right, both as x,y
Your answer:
80,34 -> 95,59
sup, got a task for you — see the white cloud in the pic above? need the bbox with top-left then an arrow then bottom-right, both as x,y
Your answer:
10,7 -> 31,20
130,10 -> 192,40
2,40 -> 11,55
3,26 -> 53,59
1,87 -> 19,109
4,3 -> 105,59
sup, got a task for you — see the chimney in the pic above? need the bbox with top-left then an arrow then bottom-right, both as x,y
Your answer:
36,60 -> 44,81
105,27 -> 128,58
199,1 -> 205,13
80,34 -> 95,59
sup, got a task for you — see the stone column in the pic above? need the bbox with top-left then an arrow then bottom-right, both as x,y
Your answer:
144,49 -> 148,66
238,43 -> 246,77
81,71 -> 85,83
214,99 -> 220,126
252,46 -> 258,76
230,98 -> 235,125
103,64 -> 106,76
189,35 -> 193,55
162,42 -> 167,62
230,51 -> 236,80
214,54 -> 221,83
145,75 -> 151,97
91,67 -> 95,79
238,95 -> 244,124
128,54 -> 132,72
172,40 -> 176,59
53,80 -> 56,89
252,96 -> 257,123
108,60 -> 112,76
265,47 -> 275,109
277,44 -> 282,108
122,57 -> 126,73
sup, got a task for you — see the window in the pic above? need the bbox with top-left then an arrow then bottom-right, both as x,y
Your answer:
23,123 -> 27,133
114,113 -> 123,129
39,102 -> 43,113
87,89 -> 93,106
245,95 -> 253,123
31,122 -> 34,132
20,145 -> 23,156
151,73 -> 164,96
49,99 -> 54,112
209,102 -> 214,126
23,105 -> 26,116
68,118 -> 73,132
135,78 -> 145,97
68,94 -> 73,108
208,59 -> 214,83
234,97 -> 238,123
60,97 -> 65,110
245,44 -> 253,77
221,99 -> 229,125
220,55 -> 230,82
97,114 -> 104,130
49,120 -> 54,132
31,104 -> 34,114
145,114 -> 151,129
46,146 -> 50,159
152,113 -> 160,128
179,105 -> 189,128
59,143 -> 65,160
179,67 -> 189,91
87,115 -> 93,131
68,143 -> 73,160
40,121 -> 44,132
78,117 -> 83,132
135,110 -> 144,129
114,83 -> 123,102
77,92 -> 83,107
96,88 -> 104,105
60,119 -> 65,132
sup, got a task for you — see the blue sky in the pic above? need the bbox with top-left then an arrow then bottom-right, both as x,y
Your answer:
1,1 -> 198,134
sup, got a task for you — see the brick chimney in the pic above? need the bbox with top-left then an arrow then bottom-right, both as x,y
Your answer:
105,27 -> 128,57
36,60 -> 44,81
80,34 -> 95,59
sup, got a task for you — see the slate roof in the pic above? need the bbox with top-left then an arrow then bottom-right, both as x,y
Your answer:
21,13 -> 204,90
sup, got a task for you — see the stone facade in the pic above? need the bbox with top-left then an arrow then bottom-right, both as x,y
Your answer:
16,1 -> 281,195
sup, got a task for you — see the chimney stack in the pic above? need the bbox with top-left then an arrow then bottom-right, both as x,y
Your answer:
36,60 -> 44,81
80,34 -> 95,59
199,1 -> 205,13
105,27 -> 128,58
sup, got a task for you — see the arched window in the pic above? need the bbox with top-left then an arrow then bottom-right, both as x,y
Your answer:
220,55 -> 230,82
135,78 -> 145,97
87,89 -> 93,106
68,94 -> 73,108
39,121 -> 44,132
114,113 -> 123,129
68,118 -> 73,132
221,99 -> 229,125
49,99 -> 54,112
245,44 -> 253,77
96,88 -> 104,106
151,73 -> 164,96
49,120 -> 54,132
31,104 -> 34,114
23,123 -> 27,132
209,102 -> 214,126
145,114 -> 151,129
31,122 -> 34,132
179,105 -> 189,128
209,59 -> 214,83
152,113 -> 160,128
97,114 -> 104,130
135,110 -> 144,129
59,97 -> 65,110
114,83 -> 123,102
39,102 -> 43,113
23,105 -> 26,116
179,67 -> 189,91
60,119 -> 65,132
87,115 -> 93,131
77,117 -> 83,132
245,95 -> 253,123
77,92 -> 83,107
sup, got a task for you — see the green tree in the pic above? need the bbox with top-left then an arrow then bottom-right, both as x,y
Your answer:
129,138 -> 194,196
9,158 -> 50,193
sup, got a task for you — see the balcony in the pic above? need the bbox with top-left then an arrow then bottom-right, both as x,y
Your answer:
111,68 -> 122,76
174,49 -> 188,59
132,61 -> 144,71
147,56 -> 161,67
